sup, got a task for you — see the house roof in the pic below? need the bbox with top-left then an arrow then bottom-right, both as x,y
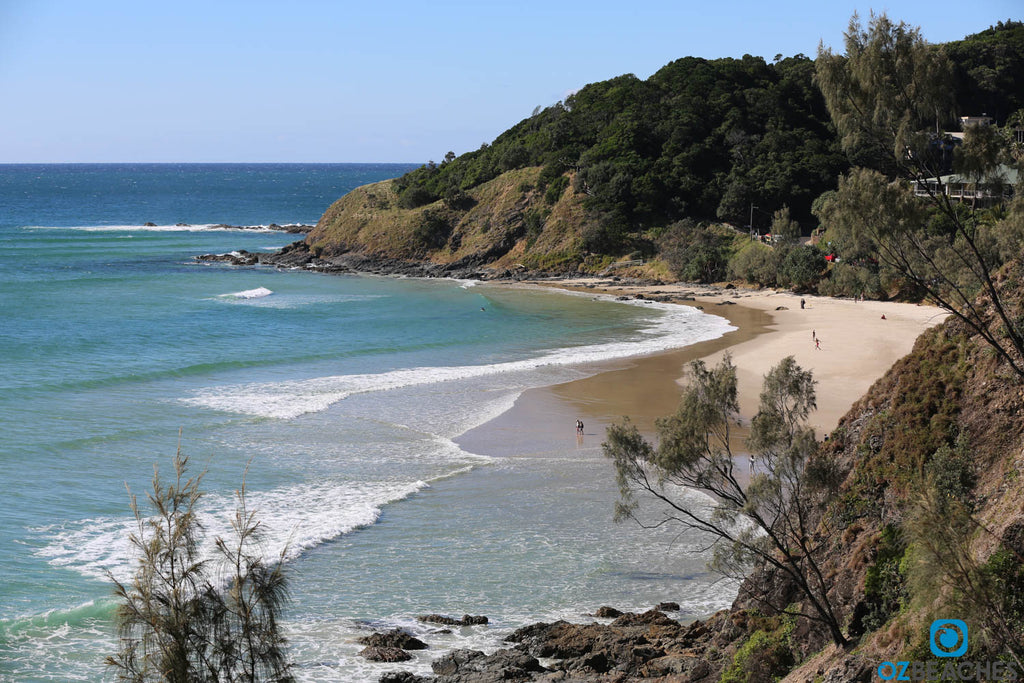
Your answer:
938,163 -> 1020,185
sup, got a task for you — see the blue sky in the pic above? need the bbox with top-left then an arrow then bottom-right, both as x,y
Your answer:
0,0 -> 1019,163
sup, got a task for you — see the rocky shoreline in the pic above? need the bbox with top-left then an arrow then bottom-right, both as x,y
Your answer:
195,240 -> 596,282
155,222 -> 315,232
359,607 -> 738,683
193,241 -> 740,300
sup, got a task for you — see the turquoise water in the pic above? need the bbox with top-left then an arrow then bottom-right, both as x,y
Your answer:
0,164 -> 736,681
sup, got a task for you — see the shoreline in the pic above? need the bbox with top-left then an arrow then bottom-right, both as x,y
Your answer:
413,278 -> 951,681
458,277 -> 948,466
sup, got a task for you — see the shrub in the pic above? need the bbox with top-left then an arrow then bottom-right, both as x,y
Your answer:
399,185 -> 436,209
719,625 -> 796,683
817,262 -> 882,299
779,245 -> 827,291
658,220 -> 732,283
410,209 -> 452,252
728,240 -> 779,286
544,175 -> 570,204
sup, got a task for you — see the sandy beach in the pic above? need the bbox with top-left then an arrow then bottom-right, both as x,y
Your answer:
458,280 -> 949,458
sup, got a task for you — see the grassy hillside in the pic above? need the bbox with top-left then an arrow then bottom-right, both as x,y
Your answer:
308,166 -> 635,276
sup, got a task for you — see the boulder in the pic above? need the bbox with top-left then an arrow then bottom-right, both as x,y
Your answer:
610,610 -> 676,627
418,614 -> 488,627
359,646 -> 413,663
431,648 -> 545,682
379,673 -> 427,683
358,628 -> 428,651
194,251 -> 259,266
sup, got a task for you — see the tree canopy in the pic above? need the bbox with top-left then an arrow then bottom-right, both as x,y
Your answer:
393,54 -> 848,242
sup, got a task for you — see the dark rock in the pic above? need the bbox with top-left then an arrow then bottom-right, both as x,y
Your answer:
358,628 -> 428,651
609,610 -> 676,627
379,673 -> 428,683
819,654 -> 874,682
655,601 -> 681,612
640,654 -> 712,679
143,222 -> 157,227
208,223 -> 314,233
418,614 -> 488,627
194,251 -> 259,266
724,283 -> 736,289
431,648 -> 545,682
431,649 -> 484,676
359,646 -> 413,662
775,305 -> 789,310
716,300 -> 736,306
594,606 -> 622,618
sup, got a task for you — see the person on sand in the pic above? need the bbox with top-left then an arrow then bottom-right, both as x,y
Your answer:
815,338 -> 821,350
576,419 -> 584,435
881,314 -> 886,320
749,454 -> 755,474
800,298 -> 806,309
812,329 -> 816,341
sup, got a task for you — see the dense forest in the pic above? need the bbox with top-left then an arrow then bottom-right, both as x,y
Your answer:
393,53 -> 847,243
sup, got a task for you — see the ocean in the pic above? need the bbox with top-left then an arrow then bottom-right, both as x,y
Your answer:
0,163 -> 736,681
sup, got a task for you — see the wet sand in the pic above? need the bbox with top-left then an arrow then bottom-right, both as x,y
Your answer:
457,282 -> 948,460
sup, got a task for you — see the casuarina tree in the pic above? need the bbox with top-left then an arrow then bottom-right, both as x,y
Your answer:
107,443 -> 294,682
605,355 -> 847,647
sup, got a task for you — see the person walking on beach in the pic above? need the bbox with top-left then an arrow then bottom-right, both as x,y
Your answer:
800,298 -> 806,309
815,338 -> 821,350
575,419 -> 584,435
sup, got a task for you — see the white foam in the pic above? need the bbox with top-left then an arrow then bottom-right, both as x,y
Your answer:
25,224 -> 285,233
183,302 -> 734,420
220,286 -> 273,299
213,292 -> 388,309
35,478 -> 430,584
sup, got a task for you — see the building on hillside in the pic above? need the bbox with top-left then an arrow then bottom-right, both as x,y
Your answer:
959,114 -> 994,130
913,163 -> 1019,207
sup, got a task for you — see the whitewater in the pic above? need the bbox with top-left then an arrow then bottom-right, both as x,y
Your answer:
0,164 -> 736,681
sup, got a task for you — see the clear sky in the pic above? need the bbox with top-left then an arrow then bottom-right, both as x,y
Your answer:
0,0 -> 1019,163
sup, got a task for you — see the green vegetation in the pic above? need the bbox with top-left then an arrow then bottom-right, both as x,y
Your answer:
720,616 -> 796,683
858,525 -> 909,633
309,19 -> 1024,295
605,356 -> 848,647
108,448 -> 294,683
392,53 -> 847,252
817,13 -> 1024,376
